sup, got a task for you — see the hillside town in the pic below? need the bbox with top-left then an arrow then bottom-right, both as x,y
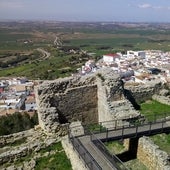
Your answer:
0,50 -> 170,116
80,50 -> 170,84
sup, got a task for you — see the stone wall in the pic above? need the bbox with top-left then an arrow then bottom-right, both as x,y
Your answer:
35,75 -> 98,133
35,68 -> 144,133
137,137 -> 170,170
125,80 -> 163,103
124,137 -> 170,170
0,128 -> 60,166
35,68 -> 166,133
152,95 -> 170,106
55,85 -> 98,123
97,71 -> 121,123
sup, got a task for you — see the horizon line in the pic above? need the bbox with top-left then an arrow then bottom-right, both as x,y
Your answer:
0,19 -> 170,24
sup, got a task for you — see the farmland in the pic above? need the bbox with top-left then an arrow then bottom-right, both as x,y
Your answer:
0,21 -> 170,79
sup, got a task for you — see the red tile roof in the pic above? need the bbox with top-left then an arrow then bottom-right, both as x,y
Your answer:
104,53 -> 120,57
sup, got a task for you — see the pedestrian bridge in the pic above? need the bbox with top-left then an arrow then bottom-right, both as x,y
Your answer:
69,114 -> 170,170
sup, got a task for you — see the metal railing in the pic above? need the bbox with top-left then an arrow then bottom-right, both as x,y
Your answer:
83,113 -> 170,136
93,119 -> 170,142
69,132 -> 102,170
91,132 -> 129,170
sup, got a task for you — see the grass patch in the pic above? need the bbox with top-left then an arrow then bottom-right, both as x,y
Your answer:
2,141 -> 72,170
151,133 -> 170,154
35,151 -> 72,170
140,100 -> 170,121
104,141 -> 148,169
39,142 -> 63,154
125,159 -> 148,170
105,140 -> 126,155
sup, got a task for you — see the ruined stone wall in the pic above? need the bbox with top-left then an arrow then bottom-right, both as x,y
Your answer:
137,137 -> 170,170
54,85 -> 98,123
152,95 -> 170,105
124,137 -> 170,170
36,68 -> 165,133
97,77 -> 115,123
35,75 -> 98,133
35,68 -> 143,133
125,80 -> 163,103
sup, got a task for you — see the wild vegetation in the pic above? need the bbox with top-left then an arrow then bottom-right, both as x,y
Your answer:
1,141 -> 72,170
35,142 -> 72,170
0,112 -> 38,135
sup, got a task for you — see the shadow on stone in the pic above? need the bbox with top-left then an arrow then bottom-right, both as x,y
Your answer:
123,89 -> 141,110
117,138 -> 139,162
116,150 -> 136,162
57,109 -> 68,124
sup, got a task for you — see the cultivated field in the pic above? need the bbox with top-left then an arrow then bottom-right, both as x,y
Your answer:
0,21 -> 170,79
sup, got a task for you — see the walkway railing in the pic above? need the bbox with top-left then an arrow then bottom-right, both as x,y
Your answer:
69,132 -> 102,170
84,113 -> 170,136
91,132 -> 129,170
93,119 -> 170,142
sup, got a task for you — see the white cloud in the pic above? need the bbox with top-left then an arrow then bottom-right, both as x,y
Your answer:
138,4 -> 168,10
138,3 -> 151,9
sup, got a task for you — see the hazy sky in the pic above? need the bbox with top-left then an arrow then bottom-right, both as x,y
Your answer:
0,0 -> 170,22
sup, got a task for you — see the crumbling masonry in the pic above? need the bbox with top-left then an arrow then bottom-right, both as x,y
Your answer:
35,68 -> 163,134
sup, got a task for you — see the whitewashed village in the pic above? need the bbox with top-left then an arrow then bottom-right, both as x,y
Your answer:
0,77 -> 36,116
80,50 -> 170,84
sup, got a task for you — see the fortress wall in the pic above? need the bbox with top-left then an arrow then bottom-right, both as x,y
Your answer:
35,75 -> 98,133
137,137 -> 170,170
56,85 -> 98,123
35,68 -> 165,133
124,137 -> 170,170
125,80 -> 163,103
35,69 -> 144,133
97,78 -> 113,123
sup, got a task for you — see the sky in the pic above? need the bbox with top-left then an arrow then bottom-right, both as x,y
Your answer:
0,0 -> 170,22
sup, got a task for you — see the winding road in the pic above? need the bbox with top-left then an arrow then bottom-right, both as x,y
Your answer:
36,48 -> 50,60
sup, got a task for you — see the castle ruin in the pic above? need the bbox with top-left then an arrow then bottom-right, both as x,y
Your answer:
35,68 -> 163,134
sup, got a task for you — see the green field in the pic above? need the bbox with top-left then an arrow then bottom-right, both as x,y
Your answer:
0,22 -> 170,79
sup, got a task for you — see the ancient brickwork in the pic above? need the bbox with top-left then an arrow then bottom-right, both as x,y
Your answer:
125,80 -> 163,103
137,137 -> 170,170
35,75 -> 98,133
35,68 -> 165,133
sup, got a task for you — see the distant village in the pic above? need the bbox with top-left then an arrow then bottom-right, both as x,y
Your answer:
0,49 -> 170,116
0,77 -> 37,116
79,50 -> 170,84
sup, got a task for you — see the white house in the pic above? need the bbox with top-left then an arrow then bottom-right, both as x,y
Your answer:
127,51 -> 146,59
103,53 -> 121,64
